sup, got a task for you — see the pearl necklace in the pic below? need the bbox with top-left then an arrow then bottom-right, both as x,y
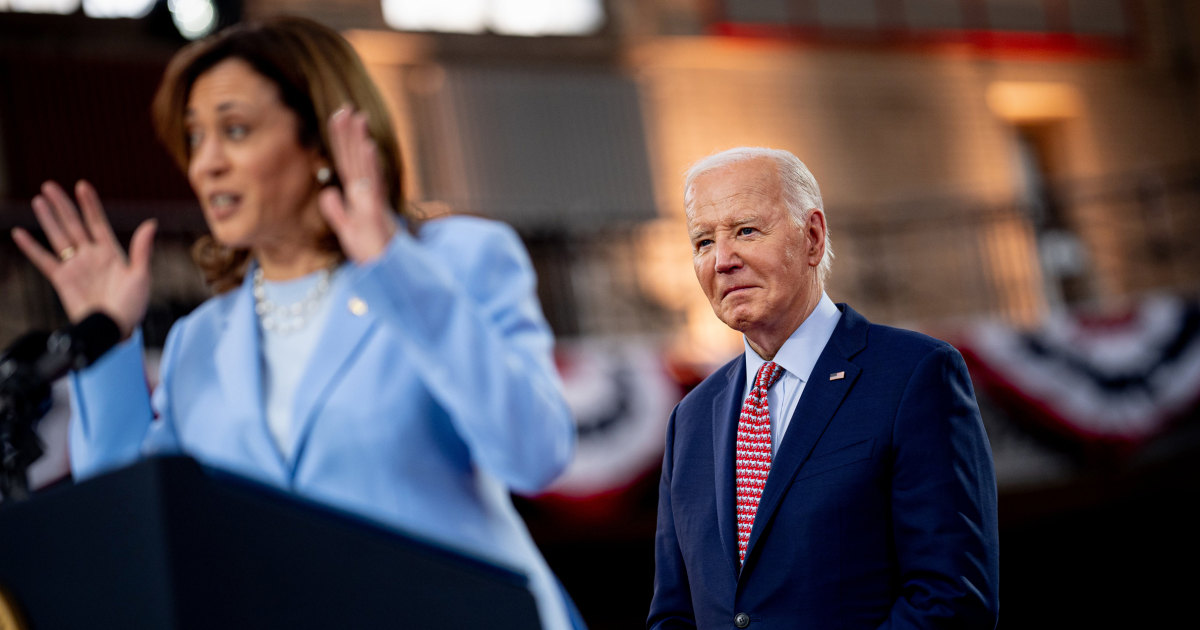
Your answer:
252,266 -> 333,334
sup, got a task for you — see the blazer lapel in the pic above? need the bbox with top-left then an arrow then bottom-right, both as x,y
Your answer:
214,275 -> 286,479
285,278 -> 377,477
741,304 -> 870,573
712,359 -> 747,579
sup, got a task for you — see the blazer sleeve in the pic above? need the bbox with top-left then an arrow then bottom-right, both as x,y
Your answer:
883,344 -> 1000,629
347,217 -> 575,494
647,405 -> 697,629
67,326 -> 182,478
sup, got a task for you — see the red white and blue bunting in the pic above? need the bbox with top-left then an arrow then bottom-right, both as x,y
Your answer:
958,293 -> 1200,449
547,338 -> 684,501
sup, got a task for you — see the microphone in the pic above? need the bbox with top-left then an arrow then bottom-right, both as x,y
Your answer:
0,312 -> 121,500
32,312 -> 122,384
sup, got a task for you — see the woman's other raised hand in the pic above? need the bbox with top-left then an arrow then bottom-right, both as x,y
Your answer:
318,106 -> 398,264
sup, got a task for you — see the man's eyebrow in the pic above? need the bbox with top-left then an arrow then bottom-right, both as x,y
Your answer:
688,214 -> 761,241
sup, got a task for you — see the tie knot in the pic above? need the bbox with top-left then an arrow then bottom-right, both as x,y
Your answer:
754,361 -> 783,391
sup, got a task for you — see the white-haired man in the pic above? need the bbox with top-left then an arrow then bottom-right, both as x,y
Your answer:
648,147 -> 999,629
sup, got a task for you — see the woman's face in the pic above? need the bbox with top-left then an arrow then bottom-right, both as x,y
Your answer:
185,58 -> 325,253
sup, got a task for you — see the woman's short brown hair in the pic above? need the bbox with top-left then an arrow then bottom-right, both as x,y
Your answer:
152,15 -> 410,292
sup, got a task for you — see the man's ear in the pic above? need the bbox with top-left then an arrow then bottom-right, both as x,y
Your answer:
806,209 -> 827,267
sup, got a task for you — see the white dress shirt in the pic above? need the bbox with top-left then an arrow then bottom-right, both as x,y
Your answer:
742,292 -> 842,455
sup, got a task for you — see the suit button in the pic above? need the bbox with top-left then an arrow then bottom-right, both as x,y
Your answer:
734,612 -> 750,628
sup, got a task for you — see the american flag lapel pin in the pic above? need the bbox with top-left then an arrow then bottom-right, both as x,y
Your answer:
829,371 -> 845,381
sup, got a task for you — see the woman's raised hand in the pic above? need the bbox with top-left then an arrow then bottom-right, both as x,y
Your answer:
11,180 -> 156,339
318,106 -> 398,264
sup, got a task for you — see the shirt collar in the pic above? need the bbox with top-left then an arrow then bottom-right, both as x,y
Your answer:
744,292 -> 842,387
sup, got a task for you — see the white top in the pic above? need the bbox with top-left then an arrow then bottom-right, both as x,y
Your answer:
258,266 -> 343,458
742,292 -> 842,455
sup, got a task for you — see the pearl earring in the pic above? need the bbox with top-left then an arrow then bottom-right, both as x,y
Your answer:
316,166 -> 332,185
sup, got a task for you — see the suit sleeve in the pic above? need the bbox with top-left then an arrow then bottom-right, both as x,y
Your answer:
647,406 -> 697,629
68,325 -> 185,478
882,344 -> 1000,629
347,218 -> 575,494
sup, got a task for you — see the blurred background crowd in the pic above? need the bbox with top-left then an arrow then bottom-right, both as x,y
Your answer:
2,0 -> 1198,627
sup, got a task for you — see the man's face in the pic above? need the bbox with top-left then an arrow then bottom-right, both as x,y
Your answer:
685,158 -> 824,352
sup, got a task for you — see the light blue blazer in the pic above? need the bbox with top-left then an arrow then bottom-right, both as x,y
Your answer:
67,216 -> 577,630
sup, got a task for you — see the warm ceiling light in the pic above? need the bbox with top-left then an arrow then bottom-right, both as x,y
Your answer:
986,81 -> 1082,122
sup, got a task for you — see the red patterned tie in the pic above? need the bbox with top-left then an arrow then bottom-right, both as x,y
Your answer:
736,361 -> 783,565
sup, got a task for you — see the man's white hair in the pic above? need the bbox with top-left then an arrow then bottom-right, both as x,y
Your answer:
684,147 -> 834,284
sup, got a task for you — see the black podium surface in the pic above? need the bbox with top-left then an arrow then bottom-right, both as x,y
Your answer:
0,456 -> 541,629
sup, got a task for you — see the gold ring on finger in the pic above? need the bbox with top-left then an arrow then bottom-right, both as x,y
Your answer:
59,246 -> 77,262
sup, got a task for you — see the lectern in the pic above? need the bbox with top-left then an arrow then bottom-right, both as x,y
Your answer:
0,456 -> 542,629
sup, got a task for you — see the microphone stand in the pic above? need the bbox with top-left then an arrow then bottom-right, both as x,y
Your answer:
0,354 -> 50,501
0,313 -> 119,502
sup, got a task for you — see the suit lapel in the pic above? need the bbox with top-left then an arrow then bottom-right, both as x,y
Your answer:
740,304 -> 870,574
214,274 -> 285,479
712,359 -> 747,579
285,277 -> 377,477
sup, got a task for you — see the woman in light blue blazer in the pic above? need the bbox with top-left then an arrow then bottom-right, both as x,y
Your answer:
10,16 -> 579,630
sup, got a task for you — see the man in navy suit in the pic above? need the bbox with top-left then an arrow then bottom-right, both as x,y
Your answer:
648,147 -> 999,629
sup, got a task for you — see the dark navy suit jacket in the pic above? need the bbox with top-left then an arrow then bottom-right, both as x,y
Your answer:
649,304 -> 999,629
